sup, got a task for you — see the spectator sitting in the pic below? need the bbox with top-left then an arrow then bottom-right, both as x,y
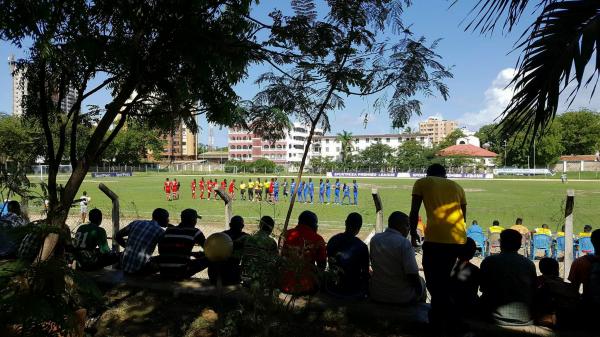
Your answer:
568,229 -> 600,325
72,208 -> 119,270
534,258 -> 579,328
480,229 -> 537,326
157,209 -> 207,280
510,217 -> 530,238
578,224 -> 593,238
326,212 -> 370,298
535,223 -> 552,236
370,211 -> 425,304
115,208 -> 168,275
488,220 -> 504,235
449,237 -> 480,317
208,215 -> 249,285
280,210 -> 326,295
466,220 -> 483,236
0,200 -> 28,259
240,216 -> 278,286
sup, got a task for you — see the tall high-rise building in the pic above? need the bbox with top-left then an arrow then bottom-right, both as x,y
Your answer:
160,122 -> 197,161
9,55 -> 78,116
418,116 -> 458,145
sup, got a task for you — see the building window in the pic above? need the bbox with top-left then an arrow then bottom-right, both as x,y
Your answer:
326,147 -> 329,152
386,138 -> 390,142
289,153 -> 292,157
336,147 -> 340,152
365,138 -> 370,142
325,139 -> 330,144
263,145 -> 269,149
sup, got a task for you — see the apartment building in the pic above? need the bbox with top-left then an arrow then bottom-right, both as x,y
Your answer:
228,122 -> 324,164
160,122 -> 197,161
317,133 -> 432,161
418,116 -> 458,145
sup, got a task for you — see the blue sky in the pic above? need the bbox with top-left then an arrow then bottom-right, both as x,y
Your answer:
1,0 -> 599,146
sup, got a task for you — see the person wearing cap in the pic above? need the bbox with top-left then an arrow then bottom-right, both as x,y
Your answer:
326,212 -> 369,297
157,209 -> 207,279
280,210 -> 327,294
208,215 -> 249,285
240,216 -> 278,285
115,208 -> 169,275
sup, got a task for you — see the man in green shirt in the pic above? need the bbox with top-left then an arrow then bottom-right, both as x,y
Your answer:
240,216 -> 278,286
73,208 -> 118,270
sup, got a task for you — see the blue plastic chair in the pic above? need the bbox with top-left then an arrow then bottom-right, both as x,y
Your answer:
579,237 -> 595,257
467,231 -> 487,257
531,234 -> 552,260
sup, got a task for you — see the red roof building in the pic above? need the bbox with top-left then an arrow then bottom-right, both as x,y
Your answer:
437,144 -> 498,158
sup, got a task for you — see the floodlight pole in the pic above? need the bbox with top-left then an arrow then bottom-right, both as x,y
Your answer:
99,183 -> 120,253
564,189 -> 575,280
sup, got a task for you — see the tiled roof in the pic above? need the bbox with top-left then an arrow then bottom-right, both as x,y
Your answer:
559,155 -> 598,161
437,144 -> 498,158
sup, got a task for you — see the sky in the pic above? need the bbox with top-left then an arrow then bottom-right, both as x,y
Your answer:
1,0 -> 599,147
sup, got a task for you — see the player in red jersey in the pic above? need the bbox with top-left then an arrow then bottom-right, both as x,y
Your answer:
164,178 -> 172,201
191,179 -> 197,199
228,179 -> 236,200
199,177 -> 205,199
207,178 -> 214,200
172,178 -> 180,200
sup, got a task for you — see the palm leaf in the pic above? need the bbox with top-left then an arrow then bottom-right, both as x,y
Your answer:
499,0 -> 600,139
460,0 -> 556,33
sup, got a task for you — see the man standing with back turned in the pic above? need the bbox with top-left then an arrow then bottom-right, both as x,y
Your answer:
409,164 -> 467,332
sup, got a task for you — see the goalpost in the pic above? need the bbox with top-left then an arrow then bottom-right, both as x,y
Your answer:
34,165 -> 73,181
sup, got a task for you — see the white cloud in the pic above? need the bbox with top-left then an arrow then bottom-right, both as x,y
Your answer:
458,68 -> 516,129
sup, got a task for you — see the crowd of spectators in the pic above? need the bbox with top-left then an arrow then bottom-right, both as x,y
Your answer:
1,163 -> 599,335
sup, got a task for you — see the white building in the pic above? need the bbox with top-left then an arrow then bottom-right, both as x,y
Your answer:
316,133 -> 432,161
228,122 -> 324,164
456,135 -> 481,148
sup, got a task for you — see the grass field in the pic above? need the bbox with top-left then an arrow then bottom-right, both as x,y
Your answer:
27,172 -> 600,235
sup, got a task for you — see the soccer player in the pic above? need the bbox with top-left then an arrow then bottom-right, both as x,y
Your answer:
283,178 -> 288,200
172,178 -> 180,200
264,178 -> 271,202
297,180 -> 304,202
303,179 -> 310,202
342,183 -> 351,205
164,178 -> 172,201
199,177 -> 205,199
273,178 -> 279,202
254,178 -> 262,201
268,178 -> 275,202
319,178 -> 325,203
229,179 -> 236,200
290,179 -> 296,201
207,178 -> 214,200
353,179 -> 358,205
240,180 -> 247,200
334,179 -> 341,204
248,178 -> 254,201
325,179 -> 331,203
214,179 -> 221,200
308,178 -> 315,203
191,179 -> 197,199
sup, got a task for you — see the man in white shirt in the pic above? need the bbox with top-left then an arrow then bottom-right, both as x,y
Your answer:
79,191 -> 91,223
370,211 -> 425,304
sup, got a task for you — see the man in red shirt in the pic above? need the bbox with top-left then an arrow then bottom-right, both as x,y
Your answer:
568,229 -> 600,325
199,177 -> 205,200
280,210 -> 327,295
172,178 -> 180,200
191,179 -> 197,199
164,178 -> 172,201
228,179 -> 236,200
207,178 -> 213,200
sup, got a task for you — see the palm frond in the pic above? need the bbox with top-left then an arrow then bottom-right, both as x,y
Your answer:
499,0 -> 600,138
460,0 -> 555,33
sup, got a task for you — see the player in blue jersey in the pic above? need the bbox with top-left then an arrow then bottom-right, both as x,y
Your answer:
334,179 -> 341,204
307,178 -> 315,203
318,178 -> 325,203
325,179 -> 331,203
353,179 -> 358,205
297,180 -> 304,202
290,178 -> 296,201
303,178 -> 309,202
342,183 -> 351,204
273,178 -> 280,202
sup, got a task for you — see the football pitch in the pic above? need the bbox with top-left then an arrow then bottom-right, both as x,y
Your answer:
32,173 -> 600,233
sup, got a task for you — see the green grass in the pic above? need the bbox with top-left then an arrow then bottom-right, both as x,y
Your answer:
28,173 -> 600,233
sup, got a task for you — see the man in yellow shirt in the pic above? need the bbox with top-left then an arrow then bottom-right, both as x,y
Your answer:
409,164 -> 466,330
579,224 -> 593,238
535,224 -> 552,236
254,179 -> 262,201
240,181 -> 247,200
248,179 -> 255,201
510,218 -> 529,237
488,220 -> 505,235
